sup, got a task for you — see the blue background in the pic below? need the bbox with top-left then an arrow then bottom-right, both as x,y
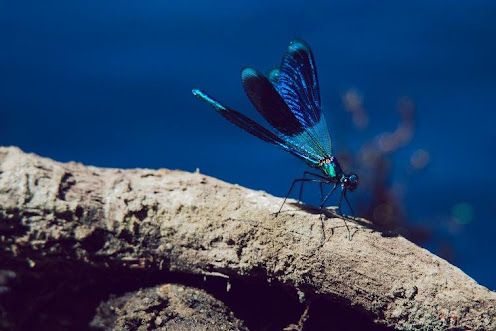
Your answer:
1,1 -> 495,289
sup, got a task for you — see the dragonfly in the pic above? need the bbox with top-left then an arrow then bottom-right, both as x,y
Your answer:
192,39 -> 358,226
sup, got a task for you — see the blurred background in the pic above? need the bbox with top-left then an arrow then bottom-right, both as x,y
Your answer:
1,1 -> 495,290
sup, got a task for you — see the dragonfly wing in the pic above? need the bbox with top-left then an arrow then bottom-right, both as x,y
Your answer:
241,67 -> 306,137
266,67 -> 280,86
192,89 -> 320,165
274,40 -> 333,156
277,40 -> 321,126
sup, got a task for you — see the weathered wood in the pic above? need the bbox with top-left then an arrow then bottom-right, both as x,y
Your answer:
0,146 -> 494,330
90,284 -> 248,330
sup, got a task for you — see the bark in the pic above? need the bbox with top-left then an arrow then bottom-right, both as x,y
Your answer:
0,146 -> 494,330
90,284 -> 248,330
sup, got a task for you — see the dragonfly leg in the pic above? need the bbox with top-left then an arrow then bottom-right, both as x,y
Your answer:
344,190 -> 355,217
336,189 -> 352,241
319,182 -> 324,203
298,171 -> 328,203
319,183 -> 338,209
316,183 -> 338,244
277,178 -> 326,215
337,187 -> 344,214
318,212 -> 326,245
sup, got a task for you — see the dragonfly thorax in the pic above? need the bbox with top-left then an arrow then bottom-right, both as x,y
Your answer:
318,156 -> 341,178
318,157 -> 359,191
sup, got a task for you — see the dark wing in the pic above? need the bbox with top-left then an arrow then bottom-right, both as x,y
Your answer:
266,67 -> 280,86
240,67 -> 305,137
192,89 -> 320,164
272,40 -> 333,156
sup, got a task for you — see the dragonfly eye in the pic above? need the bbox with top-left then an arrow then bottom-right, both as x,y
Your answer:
346,174 -> 359,191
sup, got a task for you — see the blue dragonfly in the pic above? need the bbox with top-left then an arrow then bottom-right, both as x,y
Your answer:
192,39 -> 358,225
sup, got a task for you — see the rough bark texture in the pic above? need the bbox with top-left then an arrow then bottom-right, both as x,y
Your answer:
0,146 -> 495,330
90,284 -> 247,330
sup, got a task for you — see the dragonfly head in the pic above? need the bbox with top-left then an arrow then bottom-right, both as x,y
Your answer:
343,173 -> 359,191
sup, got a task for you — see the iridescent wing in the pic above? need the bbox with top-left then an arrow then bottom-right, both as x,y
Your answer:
272,40 -> 333,156
276,40 -> 321,126
192,89 -> 320,164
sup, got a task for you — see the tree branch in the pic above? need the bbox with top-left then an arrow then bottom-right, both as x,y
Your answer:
0,146 -> 494,330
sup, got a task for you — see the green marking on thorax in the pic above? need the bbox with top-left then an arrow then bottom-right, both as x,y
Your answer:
320,162 -> 336,178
